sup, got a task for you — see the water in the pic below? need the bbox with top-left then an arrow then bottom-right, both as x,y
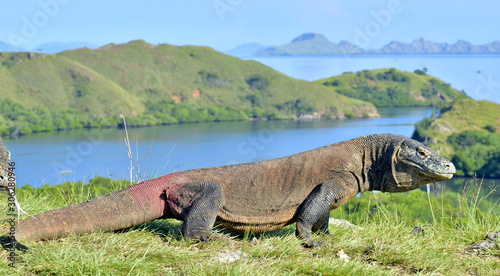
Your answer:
9,108 -> 433,188
244,55 -> 500,104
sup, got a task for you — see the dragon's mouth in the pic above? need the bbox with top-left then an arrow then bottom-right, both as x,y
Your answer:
404,159 -> 456,181
432,172 -> 454,180
421,163 -> 456,180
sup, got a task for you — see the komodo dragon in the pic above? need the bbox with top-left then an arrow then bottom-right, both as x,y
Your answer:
4,134 -> 455,248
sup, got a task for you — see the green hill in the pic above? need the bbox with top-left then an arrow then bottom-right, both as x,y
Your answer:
0,41 -> 378,136
412,98 -> 500,178
0,52 -> 143,116
317,68 -> 467,107
58,40 -> 375,117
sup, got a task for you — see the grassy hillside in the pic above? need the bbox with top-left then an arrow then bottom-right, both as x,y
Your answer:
0,52 -> 143,116
317,68 -> 467,107
0,177 -> 498,275
0,41 -> 378,136
413,98 -> 500,177
59,40 -> 376,117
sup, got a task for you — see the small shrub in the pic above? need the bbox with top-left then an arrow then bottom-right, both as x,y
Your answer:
246,74 -> 269,91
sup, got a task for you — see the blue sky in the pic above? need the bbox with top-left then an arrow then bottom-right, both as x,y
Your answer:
0,0 -> 498,50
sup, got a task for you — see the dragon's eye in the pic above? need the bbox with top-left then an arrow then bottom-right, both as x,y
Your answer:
417,148 -> 427,157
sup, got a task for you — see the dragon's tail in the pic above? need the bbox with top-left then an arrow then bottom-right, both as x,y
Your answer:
15,172 -> 189,242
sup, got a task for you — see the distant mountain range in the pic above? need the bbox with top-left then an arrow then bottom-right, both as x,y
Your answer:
225,33 -> 500,57
224,43 -> 267,57
3,35 -> 498,57
34,42 -> 100,54
0,41 -> 99,54
373,38 -> 500,55
0,41 -> 26,52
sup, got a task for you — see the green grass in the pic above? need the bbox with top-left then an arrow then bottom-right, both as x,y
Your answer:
1,177 -> 498,275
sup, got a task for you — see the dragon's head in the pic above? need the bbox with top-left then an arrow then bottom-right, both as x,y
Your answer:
382,137 -> 455,193
0,138 -> 13,190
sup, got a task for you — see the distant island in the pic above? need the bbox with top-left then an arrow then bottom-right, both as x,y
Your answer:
223,43 -> 267,57
0,41 -> 99,54
316,68 -> 466,108
224,33 -> 500,57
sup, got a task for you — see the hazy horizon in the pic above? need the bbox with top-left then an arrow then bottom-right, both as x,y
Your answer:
1,0 -> 498,51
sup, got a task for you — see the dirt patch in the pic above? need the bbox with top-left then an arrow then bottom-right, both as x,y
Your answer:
171,94 -> 183,103
432,121 -> 454,133
415,95 -> 426,101
193,89 -> 202,99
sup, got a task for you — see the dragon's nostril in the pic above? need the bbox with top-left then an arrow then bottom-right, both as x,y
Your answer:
445,162 -> 456,173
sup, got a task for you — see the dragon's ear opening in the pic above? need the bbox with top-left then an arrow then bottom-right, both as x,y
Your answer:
390,140 -> 405,188
380,140 -> 405,193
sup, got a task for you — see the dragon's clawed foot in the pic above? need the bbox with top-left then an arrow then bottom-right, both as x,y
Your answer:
303,240 -> 330,248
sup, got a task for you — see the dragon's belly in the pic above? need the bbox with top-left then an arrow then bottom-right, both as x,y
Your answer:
215,206 -> 299,233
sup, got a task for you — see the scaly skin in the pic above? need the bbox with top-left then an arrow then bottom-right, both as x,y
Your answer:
9,134 -> 456,248
0,138 -> 12,190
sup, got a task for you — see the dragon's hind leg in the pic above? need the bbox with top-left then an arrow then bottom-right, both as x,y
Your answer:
312,213 -> 330,235
179,180 -> 224,241
296,177 -> 356,248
